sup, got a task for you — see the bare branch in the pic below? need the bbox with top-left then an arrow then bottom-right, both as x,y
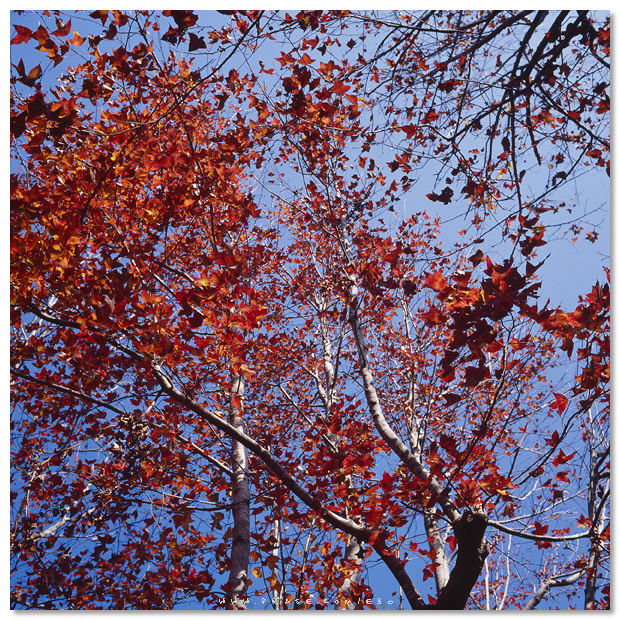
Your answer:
524,570 -> 582,610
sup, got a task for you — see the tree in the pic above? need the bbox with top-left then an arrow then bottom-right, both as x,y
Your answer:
10,10 -> 609,610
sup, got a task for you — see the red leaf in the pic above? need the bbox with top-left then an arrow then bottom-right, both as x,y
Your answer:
89,10 -> 109,24
544,430 -> 560,448
443,393 -> 461,406
463,364 -> 490,388
51,18 -> 72,37
11,25 -> 33,45
426,187 -> 454,204
438,79 -> 458,92
469,250 -> 484,267
188,32 -> 206,51
68,31 -> 87,46
402,279 -> 417,296
425,271 -> 448,293
576,514 -> 592,528
19,64 -> 42,87
331,81 -> 350,96
380,472 -> 394,492
27,65 -> 42,81
422,108 -> 439,123
345,93 -> 358,107
14,58 -> 25,77
552,449 -> 575,467
487,340 -> 503,354
419,307 -> 447,326
549,393 -> 568,415
50,422 -> 65,435
532,521 -> 548,536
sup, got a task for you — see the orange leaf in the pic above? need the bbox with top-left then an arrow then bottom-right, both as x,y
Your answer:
549,393 -> 568,414
68,30 -> 86,46
331,81 -> 350,96
425,271 -> 449,293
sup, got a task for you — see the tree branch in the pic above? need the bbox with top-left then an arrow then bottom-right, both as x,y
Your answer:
487,519 -> 590,543
150,361 -> 427,609
227,373 -> 250,607
524,570 -> 582,610
340,222 -> 460,524
434,509 -> 489,609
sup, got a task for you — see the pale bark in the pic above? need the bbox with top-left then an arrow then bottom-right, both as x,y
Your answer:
151,361 -> 427,609
227,373 -> 250,609
585,446 -> 609,609
524,570 -> 581,610
309,294 -> 366,607
342,246 -> 459,522
337,220 -> 494,609
270,518 -> 282,609
337,535 -> 364,609
348,283 -> 488,608
423,508 -> 450,593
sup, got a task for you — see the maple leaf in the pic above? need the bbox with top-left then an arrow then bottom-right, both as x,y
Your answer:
424,271 -> 448,293
419,306 -> 447,326
463,364 -> 490,388
549,393 -> 568,415
422,564 -> 435,581
331,80 -> 350,96
89,10 -> 109,24
576,514 -> 591,529
297,53 -> 313,66
402,279 -> 417,296
188,33 -> 207,51
552,449 -> 575,467
426,187 -> 454,204
51,18 -> 72,37
18,64 -> 42,88
422,108 -> 439,123
532,521 -> 548,536
380,472 -> 394,492
438,79 -> 458,92
442,392 -> 461,406
544,430 -> 561,448
68,30 -> 86,46
11,25 -> 33,45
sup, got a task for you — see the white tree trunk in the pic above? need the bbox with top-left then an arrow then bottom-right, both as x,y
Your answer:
228,373 -> 250,609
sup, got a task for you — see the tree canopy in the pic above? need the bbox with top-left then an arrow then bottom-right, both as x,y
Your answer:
10,10 -> 609,610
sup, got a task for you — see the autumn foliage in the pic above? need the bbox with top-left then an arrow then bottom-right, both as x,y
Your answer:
11,10 -> 609,610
